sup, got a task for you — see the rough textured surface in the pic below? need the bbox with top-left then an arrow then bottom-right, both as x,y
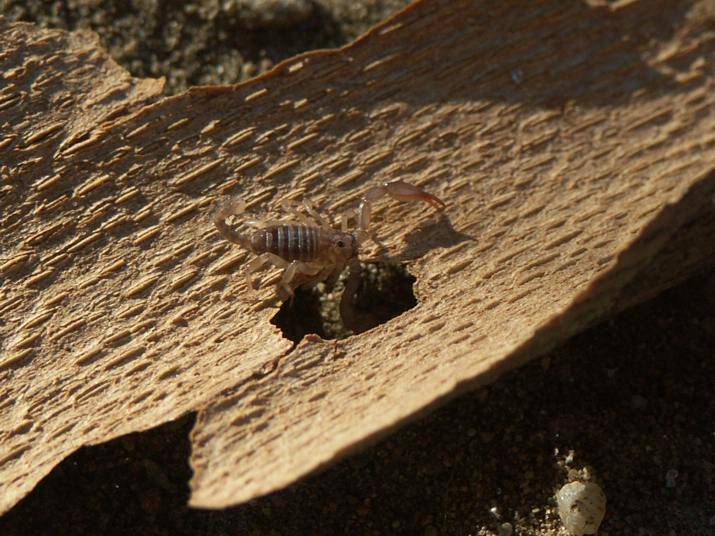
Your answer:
1,0 -> 714,517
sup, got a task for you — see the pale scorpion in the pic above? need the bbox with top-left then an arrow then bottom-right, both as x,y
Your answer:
213,180 -> 445,326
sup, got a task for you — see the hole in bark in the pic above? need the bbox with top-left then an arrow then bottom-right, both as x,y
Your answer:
270,262 -> 417,343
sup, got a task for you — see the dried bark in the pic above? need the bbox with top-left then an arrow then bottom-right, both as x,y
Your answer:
1,0 -> 714,514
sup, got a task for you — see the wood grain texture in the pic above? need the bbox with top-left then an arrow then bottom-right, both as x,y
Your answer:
1,0 -> 714,514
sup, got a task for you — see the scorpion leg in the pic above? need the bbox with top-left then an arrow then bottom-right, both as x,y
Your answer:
278,200 -> 314,225
246,252 -> 289,290
301,200 -> 330,229
245,256 -> 267,290
340,208 -> 358,232
278,261 -> 323,300
278,199 -> 330,229
358,180 -> 446,234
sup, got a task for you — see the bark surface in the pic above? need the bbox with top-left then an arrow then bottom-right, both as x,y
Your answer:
1,0 -> 714,513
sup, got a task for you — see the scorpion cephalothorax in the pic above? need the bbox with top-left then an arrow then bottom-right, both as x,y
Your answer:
213,180 -> 445,327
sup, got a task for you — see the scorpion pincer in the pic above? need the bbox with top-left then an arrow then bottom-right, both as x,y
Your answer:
213,180 -> 445,324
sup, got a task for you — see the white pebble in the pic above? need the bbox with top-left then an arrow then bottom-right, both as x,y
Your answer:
556,481 -> 606,535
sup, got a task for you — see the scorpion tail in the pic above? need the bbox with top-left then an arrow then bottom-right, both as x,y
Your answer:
212,197 -> 253,250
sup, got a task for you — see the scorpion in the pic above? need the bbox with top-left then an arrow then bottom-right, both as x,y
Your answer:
213,180 -> 445,329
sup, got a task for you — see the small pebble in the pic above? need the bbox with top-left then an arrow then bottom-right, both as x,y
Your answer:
556,481 -> 606,536
498,522 -> 513,536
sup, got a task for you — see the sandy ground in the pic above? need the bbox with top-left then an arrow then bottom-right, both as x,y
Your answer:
1,1 -> 714,534
0,0 -> 412,92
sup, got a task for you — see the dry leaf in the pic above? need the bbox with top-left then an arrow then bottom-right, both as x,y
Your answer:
1,0 -> 714,514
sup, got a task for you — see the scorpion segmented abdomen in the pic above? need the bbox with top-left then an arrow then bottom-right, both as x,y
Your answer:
252,224 -> 322,262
